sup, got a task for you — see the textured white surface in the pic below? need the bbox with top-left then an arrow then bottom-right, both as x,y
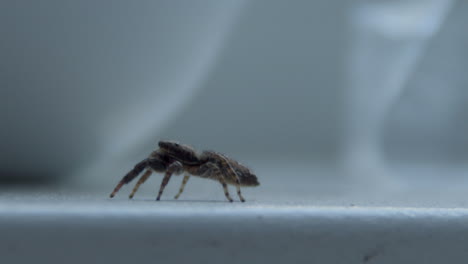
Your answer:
1,164 -> 468,264
2,198 -> 468,264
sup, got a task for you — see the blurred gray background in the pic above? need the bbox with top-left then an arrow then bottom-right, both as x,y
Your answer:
1,0 -> 467,185
3,2 -> 468,263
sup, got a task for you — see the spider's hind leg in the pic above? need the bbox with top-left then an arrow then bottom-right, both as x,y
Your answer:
218,175 -> 234,203
201,151 -> 245,202
234,179 -> 245,203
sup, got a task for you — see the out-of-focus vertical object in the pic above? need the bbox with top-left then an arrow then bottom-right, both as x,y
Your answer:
343,0 -> 454,182
385,0 -> 468,165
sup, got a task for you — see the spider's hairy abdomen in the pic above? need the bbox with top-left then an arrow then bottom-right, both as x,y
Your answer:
229,159 -> 259,187
201,151 -> 259,187
236,169 -> 260,186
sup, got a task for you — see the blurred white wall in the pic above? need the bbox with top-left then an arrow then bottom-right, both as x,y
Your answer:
384,0 -> 468,164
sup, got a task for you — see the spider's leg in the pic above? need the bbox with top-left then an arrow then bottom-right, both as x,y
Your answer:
129,169 -> 153,199
218,157 -> 245,202
128,153 -> 169,199
110,159 -> 148,198
203,152 -> 245,202
204,163 -> 233,202
233,178 -> 245,203
218,174 -> 234,203
174,174 -> 190,200
191,161 -> 233,202
156,161 -> 183,201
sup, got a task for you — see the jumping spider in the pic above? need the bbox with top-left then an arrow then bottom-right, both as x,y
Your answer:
110,140 -> 259,202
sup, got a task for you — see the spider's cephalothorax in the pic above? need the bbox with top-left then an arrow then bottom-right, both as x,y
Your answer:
109,141 -> 259,202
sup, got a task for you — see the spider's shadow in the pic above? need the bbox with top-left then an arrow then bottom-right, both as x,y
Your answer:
131,198 -> 231,203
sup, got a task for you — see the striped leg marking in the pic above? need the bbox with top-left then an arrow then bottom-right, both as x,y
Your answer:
110,159 -> 148,198
234,178 -> 245,202
174,174 -> 190,199
205,152 -> 245,202
156,161 -> 182,201
129,169 -> 152,199
219,176 -> 233,202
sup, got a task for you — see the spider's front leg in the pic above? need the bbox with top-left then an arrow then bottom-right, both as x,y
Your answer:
156,161 -> 183,201
110,159 -> 148,198
174,174 -> 190,200
218,173 -> 234,203
128,169 -> 152,199
128,155 -> 168,199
